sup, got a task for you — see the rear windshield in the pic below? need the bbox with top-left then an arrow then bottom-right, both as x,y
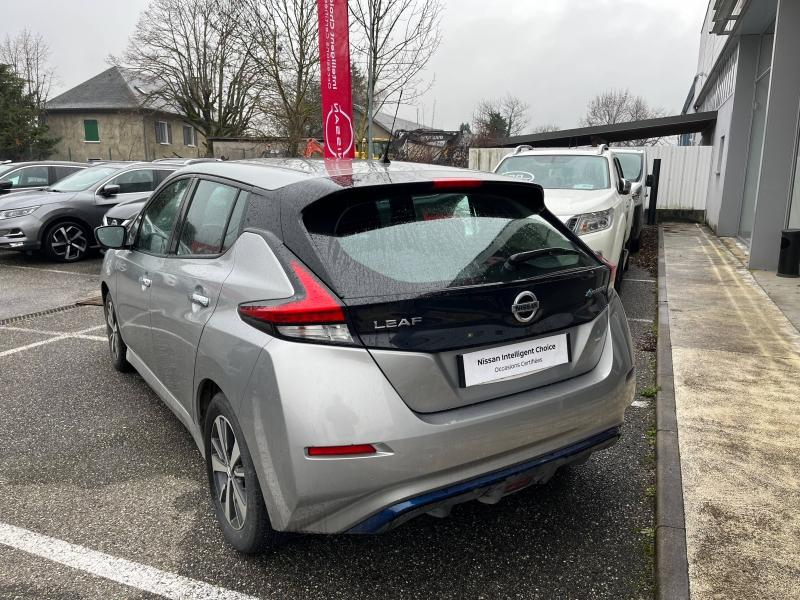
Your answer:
496,155 -> 610,190
303,189 -> 600,298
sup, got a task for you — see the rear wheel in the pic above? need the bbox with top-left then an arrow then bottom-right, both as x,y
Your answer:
43,220 -> 90,262
205,392 -> 279,554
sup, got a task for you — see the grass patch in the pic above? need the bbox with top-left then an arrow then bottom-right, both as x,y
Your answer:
645,485 -> 656,498
641,384 -> 660,398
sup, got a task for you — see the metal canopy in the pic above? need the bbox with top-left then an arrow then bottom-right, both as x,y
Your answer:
494,112 -> 718,148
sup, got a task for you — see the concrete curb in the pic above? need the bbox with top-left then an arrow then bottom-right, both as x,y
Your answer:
655,228 -> 691,600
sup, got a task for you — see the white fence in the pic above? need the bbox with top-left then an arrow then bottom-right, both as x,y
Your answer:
469,145 -> 714,212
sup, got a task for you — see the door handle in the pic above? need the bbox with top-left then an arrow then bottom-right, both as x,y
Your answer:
139,276 -> 152,288
191,292 -> 210,307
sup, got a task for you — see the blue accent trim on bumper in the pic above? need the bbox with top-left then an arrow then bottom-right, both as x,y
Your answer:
347,427 -> 620,534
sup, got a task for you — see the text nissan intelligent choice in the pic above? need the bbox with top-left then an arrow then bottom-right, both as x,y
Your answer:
96,159 -> 636,553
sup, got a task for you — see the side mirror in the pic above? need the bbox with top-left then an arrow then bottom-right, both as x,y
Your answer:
645,174 -> 654,187
99,184 -> 120,197
0,181 -> 12,191
619,179 -> 632,195
95,225 -> 128,249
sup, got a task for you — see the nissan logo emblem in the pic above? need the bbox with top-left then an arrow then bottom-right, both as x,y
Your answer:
512,291 -> 539,323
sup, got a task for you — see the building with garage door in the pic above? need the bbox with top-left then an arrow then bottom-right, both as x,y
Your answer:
682,0 -> 800,270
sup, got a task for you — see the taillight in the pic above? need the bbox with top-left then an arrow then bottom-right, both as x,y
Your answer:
432,178 -> 482,190
238,261 -> 356,345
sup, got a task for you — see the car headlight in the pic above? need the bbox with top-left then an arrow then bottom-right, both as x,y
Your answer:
569,208 -> 614,236
0,206 -> 40,220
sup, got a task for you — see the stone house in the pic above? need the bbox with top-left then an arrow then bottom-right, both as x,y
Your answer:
44,66 -> 205,162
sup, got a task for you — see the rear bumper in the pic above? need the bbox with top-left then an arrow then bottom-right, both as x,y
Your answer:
348,426 -> 620,534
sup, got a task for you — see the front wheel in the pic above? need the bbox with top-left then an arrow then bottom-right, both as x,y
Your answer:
205,392 -> 280,554
43,220 -> 90,262
104,295 -> 131,372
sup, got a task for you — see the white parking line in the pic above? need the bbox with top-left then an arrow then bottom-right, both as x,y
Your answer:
0,325 -> 106,358
628,318 -> 654,324
0,264 -> 86,276
625,278 -> 656,283
0,522 -> 262,600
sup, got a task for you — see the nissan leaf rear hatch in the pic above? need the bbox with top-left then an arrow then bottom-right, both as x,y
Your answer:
296,179 -> 611,413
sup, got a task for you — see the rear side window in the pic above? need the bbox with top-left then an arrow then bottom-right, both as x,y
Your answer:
176,180 -> 240,256
303,189 -> 599,298
54,166 -> 82,181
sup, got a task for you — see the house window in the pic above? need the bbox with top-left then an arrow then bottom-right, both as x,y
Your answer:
716,135 -> 726,175
84,120 -> 100,143
183,125 -> 196,147
155,121 -> 172,145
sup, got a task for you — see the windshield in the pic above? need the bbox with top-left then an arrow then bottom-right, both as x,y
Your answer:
52,166 -> 119,192
303,190 -> 600,298
615,153 -> 644,182
496,155 -> 610,190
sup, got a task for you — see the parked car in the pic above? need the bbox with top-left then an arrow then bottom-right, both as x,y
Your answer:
612,149 -> 647,252
96,159 -> 636,553
0,161 -> 87,195
102,158 -> 220,227
0,162 -> 178,261
494,146 -> 634,289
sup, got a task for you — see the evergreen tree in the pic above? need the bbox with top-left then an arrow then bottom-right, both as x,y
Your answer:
0,64 -> 57,160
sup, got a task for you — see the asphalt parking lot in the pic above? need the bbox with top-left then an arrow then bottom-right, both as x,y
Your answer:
0,248 -> 657,600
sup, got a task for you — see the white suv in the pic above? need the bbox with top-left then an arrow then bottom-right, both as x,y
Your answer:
494,146 -> 633,288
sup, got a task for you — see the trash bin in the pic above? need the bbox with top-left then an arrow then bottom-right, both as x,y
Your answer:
777,229 -> 800,278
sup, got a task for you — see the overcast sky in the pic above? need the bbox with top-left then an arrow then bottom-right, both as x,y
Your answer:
2,0 -> 706,132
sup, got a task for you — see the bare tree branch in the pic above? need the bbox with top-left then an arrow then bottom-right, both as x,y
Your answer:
0,29 -> 56,110
581,88 -> 668,146
112,0 -> 261,156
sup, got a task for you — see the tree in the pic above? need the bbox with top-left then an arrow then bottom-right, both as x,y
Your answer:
0,65 -> 57,160
581,89 -> 666,146
472,94 -> 530,144
0,29 -> 55,110
237,0 -> 319,156
114,0 -> 261,156
531,124 -> 560,134
349,0 -> 444,154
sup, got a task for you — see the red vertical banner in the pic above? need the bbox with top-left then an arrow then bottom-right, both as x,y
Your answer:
318,0 -> 355,160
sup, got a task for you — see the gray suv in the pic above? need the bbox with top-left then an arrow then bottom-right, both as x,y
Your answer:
0,160 -> 87,195
96,159 -> 635,553
0,162 -> 177,261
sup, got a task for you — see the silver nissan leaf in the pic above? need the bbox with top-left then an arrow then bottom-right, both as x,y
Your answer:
96,159 -> 635,553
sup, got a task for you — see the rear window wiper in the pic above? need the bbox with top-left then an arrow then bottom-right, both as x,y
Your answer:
503,247 -> 583,271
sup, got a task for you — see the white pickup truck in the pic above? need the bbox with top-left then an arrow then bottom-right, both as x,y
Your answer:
494,145 -> 634,289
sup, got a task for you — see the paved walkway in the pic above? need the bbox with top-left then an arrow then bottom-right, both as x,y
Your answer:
663,223 -> 800,599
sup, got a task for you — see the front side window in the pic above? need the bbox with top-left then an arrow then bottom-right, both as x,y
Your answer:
84,119 -> 100,142
155,121 -> 172,145
107,169 -> 156,194
303,189 -> 600,298
0,165 -> 49,187
614,153 -> 644,182
176,180 -> 240,256
496,155 -> 611,190
134,178 -> 191,255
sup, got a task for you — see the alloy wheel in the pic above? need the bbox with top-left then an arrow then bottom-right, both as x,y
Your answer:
50,224 -> 88,261
105,298 -> 120,359
210,416 -> 248,530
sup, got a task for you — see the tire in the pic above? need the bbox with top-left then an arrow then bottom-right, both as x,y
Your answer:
43,220 -> 90,262
628,207 -> 643,253
104,294 -> 131,373
204,392 -> 279,554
